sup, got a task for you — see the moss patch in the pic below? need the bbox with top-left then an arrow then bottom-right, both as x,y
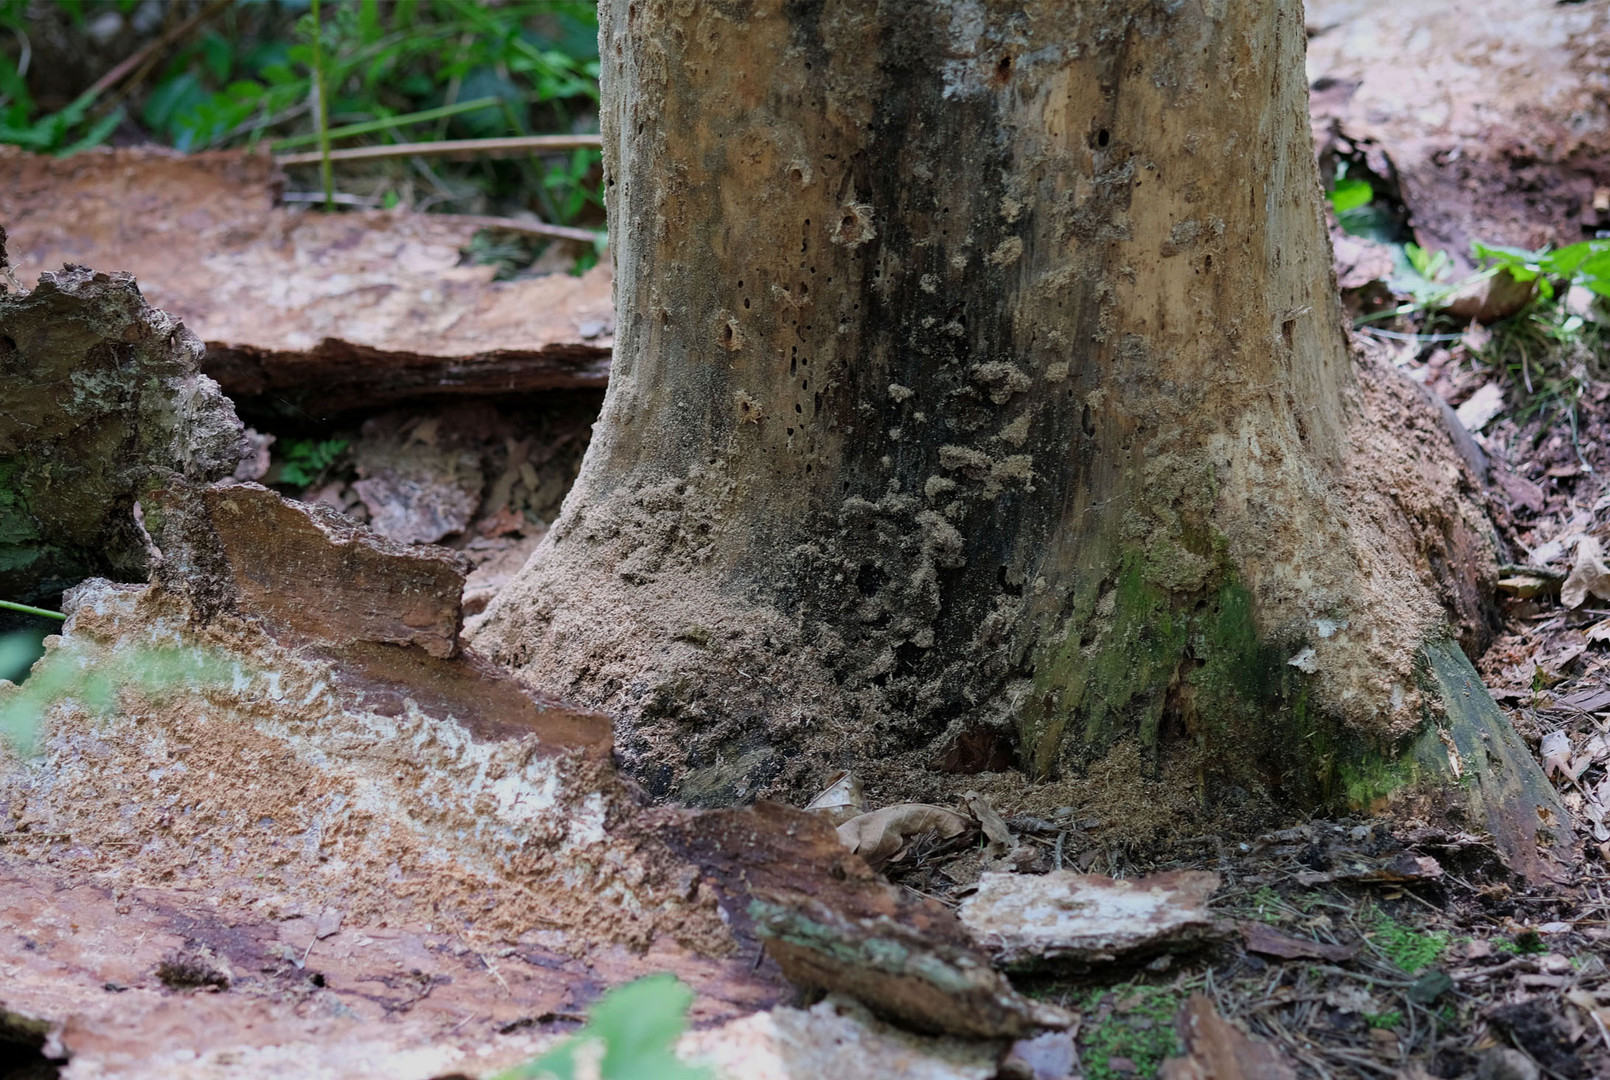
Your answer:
1078,984 -> 1182,1080
1018,545 -> 1364,809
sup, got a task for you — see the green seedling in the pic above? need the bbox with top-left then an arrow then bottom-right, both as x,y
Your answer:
1,633 -> 230,758
274,438 -> 349,488
493,974 -> 711,1080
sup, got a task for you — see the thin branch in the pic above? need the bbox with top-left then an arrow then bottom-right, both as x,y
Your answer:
449,214 -> 602,246
274,134 -> 602,168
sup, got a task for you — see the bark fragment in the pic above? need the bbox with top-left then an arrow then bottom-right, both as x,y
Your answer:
957,871 -> 1226,970
0,264 -> 246,607
149,480 -> 469,658
1159,996 -> 1297,1080
651,802 -> 1069,1039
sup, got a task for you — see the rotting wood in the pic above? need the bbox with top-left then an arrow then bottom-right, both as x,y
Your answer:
0,264 -> 246,609
957,871 -> 1226,970
473,0 -> 1569,888
0,147 -> 612,417
649,801 -> 1071,1039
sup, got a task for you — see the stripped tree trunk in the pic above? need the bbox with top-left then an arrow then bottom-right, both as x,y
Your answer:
475,0 -> 1570,879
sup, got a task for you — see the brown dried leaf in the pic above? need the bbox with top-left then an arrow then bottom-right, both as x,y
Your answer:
962,790 -> 1017,857
1160,995 -> 1296,1080
1562,536 -> 1610,610
1239,922 -> 1359,962
836,804 -> 974,868
805,771 -> 865,826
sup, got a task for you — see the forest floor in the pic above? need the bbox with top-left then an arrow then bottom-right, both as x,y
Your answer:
3,1 -> 1610,1079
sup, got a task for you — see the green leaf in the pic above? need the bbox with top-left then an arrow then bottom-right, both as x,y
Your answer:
493,975 -> 710,1080
1328,176 -> 1372,214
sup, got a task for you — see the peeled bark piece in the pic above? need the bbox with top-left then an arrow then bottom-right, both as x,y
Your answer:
0,265 -> 246,607
148,481 -> 469,658
682,999 -> 1001,1080
475,0 -> 1549,880
1159,995 -> 1297,1080
0,146 -> 611,417
958,871 -> 1224,969
652,801 -> 1069,1039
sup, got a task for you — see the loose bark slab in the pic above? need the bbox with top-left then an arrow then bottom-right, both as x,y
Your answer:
0,264 -> 246,608
681,998 -> 1002,1080
1307,0 -> 1610,269
0,146 -> 612,416
650,801 -> 1069,1040
149,480 -> 470,659
957,871 -> 1226,970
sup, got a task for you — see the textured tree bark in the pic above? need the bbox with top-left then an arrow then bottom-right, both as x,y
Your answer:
475,0 -> 1568,876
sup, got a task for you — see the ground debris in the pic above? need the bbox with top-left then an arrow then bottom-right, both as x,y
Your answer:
651,801 -> 1070,1039
835,802 -> 975,870
155,945 -> 232,992
958,870 -> 1224,969
1159,995 -> 1295,1080
1239,922 -> 1359,963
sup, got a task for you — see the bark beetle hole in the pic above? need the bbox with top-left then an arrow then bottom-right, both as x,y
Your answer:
856,563 -> 887,596
0,334 -> 14,355
1281,317 -> 1297,349
1097,128 -> 1111,148
1203,254 -> 1212,271
1082,404 -> 1096,436
995,55 -> 1012,82
996,564 -> 1023,596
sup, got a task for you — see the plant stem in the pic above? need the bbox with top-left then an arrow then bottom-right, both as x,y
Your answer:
0,600 -> 65,621
270,97 -> 505,152
309,0 -> 333,212
274,133 -> 600,167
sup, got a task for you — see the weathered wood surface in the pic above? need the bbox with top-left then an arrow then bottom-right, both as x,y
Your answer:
0,146 -> 612,416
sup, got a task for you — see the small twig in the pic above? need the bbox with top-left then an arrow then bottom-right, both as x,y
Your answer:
275,133 -> 602,168
281,191 -> 382,208
479,951 -> 512,996
448,214 -> 601,246
85,1 -> 229,104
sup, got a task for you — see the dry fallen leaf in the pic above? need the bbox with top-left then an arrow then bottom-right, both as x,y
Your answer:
836,804 -> 974,868
1562,536 -> 1610,610
804,771 -> 866,826
1160,995 -> 1297,1080
962,790 -> 1018,858
1541,730 -> 1573,780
